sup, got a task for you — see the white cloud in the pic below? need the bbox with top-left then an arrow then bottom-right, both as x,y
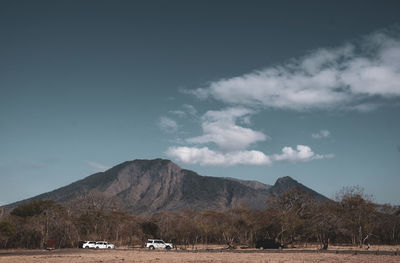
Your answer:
190,28 -> 400,111
166,28 -> 391,166
170,104 -> 198,118
166,146 -> 271,166
158,117 -> 179,133
165,108 -> 332,166
272,145 -> 333,163
86,161 -> 110,172
186,107 -> 267,151
165,108 -> 273,166
166,145 -> 332,166
312,130 -> 331,139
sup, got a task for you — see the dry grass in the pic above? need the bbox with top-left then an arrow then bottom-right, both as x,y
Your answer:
279,244 -> 400,252
0,248 -> 399,263
123,243 -> 400,251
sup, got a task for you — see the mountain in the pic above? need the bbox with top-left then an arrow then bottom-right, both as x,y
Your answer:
223,177 -> 272,191
3,159 -> 328,214
269,176 -> 328,202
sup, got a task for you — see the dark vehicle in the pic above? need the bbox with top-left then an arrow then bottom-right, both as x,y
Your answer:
44,239 -> 57,250
255,239 -> 283,249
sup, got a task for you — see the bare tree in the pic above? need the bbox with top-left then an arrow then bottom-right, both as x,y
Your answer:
336,186 -> 377,248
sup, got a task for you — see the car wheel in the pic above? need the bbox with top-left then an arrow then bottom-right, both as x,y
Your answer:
165,246 -> 171,250
149,246 -> 155,250
85,246 -> 89,249
95,246 -> 99,249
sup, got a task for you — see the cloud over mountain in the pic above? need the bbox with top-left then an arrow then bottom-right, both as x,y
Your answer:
166,144 -> 333,166
186,107 -> 267,151
191,28 -> 400,111
165,107 -> 275,166
164,26 -> 400,166
272,145 -> 333,163
166,146 -> 271,166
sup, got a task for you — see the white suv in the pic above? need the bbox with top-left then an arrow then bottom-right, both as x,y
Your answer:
80,241 -> 96,249
95,241 -> 115,249
145,239 -> 173,250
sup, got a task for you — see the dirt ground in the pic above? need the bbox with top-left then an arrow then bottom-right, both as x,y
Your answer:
0,249 -> 399,263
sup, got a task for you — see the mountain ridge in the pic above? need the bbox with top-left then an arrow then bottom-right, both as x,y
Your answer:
3,158 -> 328,213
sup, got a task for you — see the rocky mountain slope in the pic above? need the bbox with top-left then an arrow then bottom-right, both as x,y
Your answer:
4,159 -> 328,214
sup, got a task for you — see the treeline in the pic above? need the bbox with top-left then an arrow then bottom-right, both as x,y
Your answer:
0,187 -> 399,249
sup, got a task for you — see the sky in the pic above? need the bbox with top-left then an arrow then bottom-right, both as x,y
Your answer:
1,0 -> 400,205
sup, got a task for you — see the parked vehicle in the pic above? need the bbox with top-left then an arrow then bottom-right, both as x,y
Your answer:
145,239 -> 173,250
45,239 -> 57,250
95,241 -> 115,249
255,239 -> 283,249
79,241 -> 97,249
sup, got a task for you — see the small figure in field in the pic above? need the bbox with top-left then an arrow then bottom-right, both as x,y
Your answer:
322,239 -> 329,250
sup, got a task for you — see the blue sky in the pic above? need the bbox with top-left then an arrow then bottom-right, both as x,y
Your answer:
1,0 -> 400,205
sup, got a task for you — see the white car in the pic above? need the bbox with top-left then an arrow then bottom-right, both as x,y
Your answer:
80,241 -> 97,249
145,239 -> 173,250
95,241 -> 115,249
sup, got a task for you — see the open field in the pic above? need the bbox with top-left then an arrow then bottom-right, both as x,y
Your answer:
170,244 -> 400,252
0,248 -> 399,263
